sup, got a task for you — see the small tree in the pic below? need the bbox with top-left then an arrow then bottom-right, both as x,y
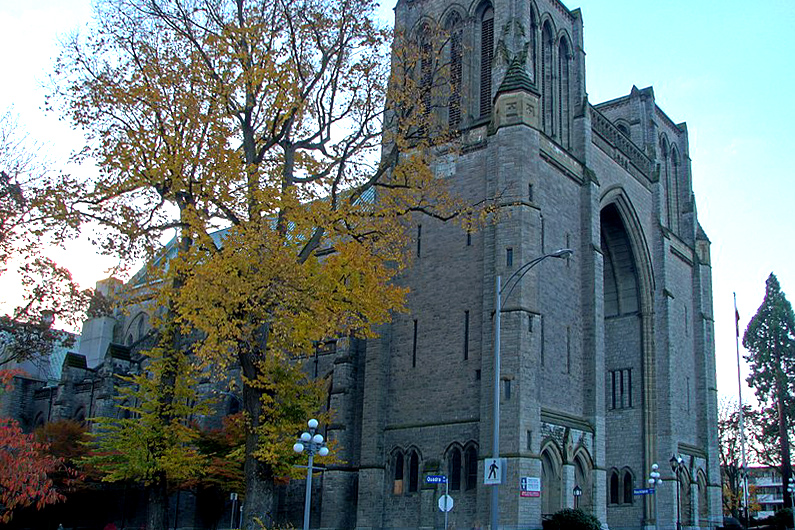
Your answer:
84,344 -> 209,526
743,273 -> 795,507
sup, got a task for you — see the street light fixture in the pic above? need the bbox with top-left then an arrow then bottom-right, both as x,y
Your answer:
648,463 -> 662,530
491,249 -> 573,530
670,454 -> 684,530
293,418 -> 329,530
573,485 -> 582,510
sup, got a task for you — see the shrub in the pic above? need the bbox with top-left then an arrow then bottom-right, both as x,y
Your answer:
543,508 -> 602,530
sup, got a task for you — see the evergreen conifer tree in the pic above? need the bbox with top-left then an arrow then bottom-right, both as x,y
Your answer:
743,273 -> 795,507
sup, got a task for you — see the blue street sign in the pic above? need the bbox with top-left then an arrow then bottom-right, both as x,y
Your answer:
633,488 -> 653,495
426,475 -> 448,484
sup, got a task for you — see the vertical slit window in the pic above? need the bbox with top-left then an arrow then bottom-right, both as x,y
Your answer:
528,183 -> 534,202
412,319 -> 418,368
417,225 -> 422,257
504,379 -> 511,400
479,7 -> 494,118
420,30 -> 433,121
609,471 -> 619,504
540,314 -> 545,365
464,310 -> 470,360
566,326 -> 571,373
507,247 -> 513,267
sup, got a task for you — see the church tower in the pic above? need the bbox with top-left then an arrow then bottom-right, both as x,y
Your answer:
345,1 -> 722,529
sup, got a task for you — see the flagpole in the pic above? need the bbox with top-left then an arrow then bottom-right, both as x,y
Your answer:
735,292 -> 750,528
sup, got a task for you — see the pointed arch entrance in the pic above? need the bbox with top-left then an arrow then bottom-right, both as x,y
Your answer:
600,193 -> 656,528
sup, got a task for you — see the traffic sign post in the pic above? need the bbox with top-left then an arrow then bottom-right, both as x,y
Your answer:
428,475 -> 452,530
485,458 -> 506,485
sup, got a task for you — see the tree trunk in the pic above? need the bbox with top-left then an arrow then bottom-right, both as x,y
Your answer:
777,370 -> 792,508
146,476 -> 169,530
239,330 -> 275,530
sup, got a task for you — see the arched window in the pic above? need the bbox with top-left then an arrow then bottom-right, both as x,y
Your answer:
541,22 -> 555,137
479,6 -> 495,118
558,37 -> 571,148
448,446 -> 462,490
126,334 -> 133,346
419,25 -> 433,122
445,13 -> 463,129
393,451 -> 404,495
609,470 -> 620,504
660,136 -> 671,227
528,9 -> 538,83
622,469 -> 634,504
408,450 -> 420,492
670,145 -> 681,233
465,445 -> 478,490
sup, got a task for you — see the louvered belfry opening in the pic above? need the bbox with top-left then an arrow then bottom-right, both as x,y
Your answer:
479,7 -> 494,118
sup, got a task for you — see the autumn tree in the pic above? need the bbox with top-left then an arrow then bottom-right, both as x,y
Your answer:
0,419 -> 65,523
56,1 -> 479,528
744,273 -> 795,509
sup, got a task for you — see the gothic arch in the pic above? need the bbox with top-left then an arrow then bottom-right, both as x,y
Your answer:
599,189 -> 658,520
697,468 -> 708,526
445,442 -> 465,490
527,3 -> 540,83
540,441 -> 563,516
573,448 -> 594,512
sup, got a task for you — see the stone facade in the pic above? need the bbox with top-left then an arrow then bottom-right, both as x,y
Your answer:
10,0 -> 721,529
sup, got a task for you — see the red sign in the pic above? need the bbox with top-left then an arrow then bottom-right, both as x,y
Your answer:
520,491 -> 541,498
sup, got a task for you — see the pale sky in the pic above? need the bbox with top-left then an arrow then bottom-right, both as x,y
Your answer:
1,0 -> 794,404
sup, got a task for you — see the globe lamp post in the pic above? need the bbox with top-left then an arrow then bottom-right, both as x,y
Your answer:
293,419 -> 329,530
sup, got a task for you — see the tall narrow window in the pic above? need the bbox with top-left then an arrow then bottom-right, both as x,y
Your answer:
528,183 -> 534,202
465,446 -> 478,490
449,447 -> 462,491
412,319 -> 418,368
479,7 -> 495,118
409,451 -> 420,492
529,12 -> 538,83
558,38 -> 571,147
566,326 -> 571,373
623,470 -> 634,504
609,471 -> 620,504
417,225 -> 422,257
393,452 -> 404,495
541,22 -> 554,137
463,310 -> 470,360
506,247 -> 513,267
446,13 -> 463,129
420,28 -> 433,120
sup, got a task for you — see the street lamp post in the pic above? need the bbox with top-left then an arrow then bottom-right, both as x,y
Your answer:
293,419 -> 329,530
670,454 -> 684,530
490,249 -> 573,530
787,477 -> 795,530
573,485 -> 582,510
648,463 -> 662,530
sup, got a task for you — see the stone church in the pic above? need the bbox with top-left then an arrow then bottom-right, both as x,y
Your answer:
4,0 -> 721,528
